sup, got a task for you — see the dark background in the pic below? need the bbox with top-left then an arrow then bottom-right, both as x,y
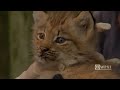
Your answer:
0,11 -> 33,79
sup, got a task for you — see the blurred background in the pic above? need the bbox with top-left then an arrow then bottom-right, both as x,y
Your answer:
0,11 -> 33,79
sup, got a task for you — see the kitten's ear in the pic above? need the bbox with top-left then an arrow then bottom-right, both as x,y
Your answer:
74,11 -> 93,20
73,11 -> 111,32
73,11 -> 94,31
95,23 -> 111,32
33,11 -> 48,25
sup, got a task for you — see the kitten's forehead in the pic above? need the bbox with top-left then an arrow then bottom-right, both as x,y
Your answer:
47,11 -> 82,18
33,11 -> 95,35
46,11 -> 95,27
47,11 -> 81,27
33,11 -> 95,28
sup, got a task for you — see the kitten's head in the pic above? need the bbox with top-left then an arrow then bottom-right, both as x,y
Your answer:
32,11 -> 110,67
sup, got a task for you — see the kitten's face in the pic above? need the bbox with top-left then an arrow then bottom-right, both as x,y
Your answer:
32,11 -> 95,65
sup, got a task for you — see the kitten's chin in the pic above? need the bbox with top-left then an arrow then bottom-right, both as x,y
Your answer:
34,55 -> 57,64
34,55 -> 46,64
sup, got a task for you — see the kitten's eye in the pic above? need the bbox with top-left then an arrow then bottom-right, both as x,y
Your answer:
37,33 -> 45,40
55,37 -> 66,44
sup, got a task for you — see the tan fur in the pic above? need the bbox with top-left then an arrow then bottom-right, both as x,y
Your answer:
61,63 -> 120,79
32,11 -> 120,79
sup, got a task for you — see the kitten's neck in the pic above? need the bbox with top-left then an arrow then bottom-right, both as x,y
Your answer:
58,51 -> 105,71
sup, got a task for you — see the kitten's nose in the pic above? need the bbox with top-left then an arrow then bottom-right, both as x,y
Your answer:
41,47 -> 49,52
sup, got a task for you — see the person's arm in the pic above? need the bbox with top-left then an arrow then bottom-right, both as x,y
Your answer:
16,61 -> 59,79
16,62 -> 40,79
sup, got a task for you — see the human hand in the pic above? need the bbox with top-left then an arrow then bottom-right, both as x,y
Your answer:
16,61 -> 59,79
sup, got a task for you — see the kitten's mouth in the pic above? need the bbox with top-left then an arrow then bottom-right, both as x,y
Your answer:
38,51 -> 57,62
